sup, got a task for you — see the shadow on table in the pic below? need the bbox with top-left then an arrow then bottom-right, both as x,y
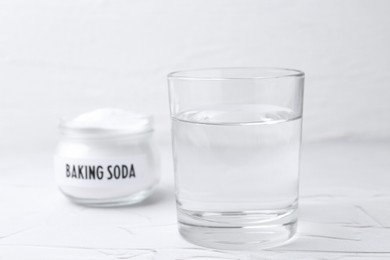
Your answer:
129,185 -> 175,208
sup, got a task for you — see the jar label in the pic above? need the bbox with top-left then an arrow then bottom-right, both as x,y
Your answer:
54,156 -> 153,188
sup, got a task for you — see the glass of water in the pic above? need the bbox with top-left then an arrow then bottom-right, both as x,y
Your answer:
167,67 -> 304,250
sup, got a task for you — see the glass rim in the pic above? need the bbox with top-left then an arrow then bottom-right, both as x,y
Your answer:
168,67 -> 304,80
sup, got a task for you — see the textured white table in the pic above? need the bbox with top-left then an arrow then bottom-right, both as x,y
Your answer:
1,141 -> 389,259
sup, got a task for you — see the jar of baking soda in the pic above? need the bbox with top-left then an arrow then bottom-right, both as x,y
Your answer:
54,108 -> 160,207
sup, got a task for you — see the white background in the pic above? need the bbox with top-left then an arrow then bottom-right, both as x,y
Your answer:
1,0 -> 389,150
1,1 -> 390,258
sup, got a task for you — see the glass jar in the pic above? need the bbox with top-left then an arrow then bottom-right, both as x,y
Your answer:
54,109 -> 160,207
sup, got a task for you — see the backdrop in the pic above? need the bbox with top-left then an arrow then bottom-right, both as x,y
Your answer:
1,0 -> 389,151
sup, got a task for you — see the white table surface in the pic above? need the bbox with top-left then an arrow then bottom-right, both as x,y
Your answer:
1,141 -> 389,259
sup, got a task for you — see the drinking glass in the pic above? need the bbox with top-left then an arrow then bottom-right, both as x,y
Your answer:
167,67 -> 304,250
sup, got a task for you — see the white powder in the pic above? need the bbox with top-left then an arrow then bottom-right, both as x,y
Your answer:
63,108 -> 153,134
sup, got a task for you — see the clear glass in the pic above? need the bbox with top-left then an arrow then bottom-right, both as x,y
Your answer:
168,67 -> 304,250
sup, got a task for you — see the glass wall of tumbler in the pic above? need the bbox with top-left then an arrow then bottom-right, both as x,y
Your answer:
168,67 -> 305,250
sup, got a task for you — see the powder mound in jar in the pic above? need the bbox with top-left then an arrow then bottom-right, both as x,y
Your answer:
65,108 -> 152,133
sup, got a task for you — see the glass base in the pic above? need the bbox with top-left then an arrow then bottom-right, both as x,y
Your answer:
178,207 -> 297,250
60,184 -> 157,207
